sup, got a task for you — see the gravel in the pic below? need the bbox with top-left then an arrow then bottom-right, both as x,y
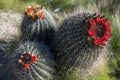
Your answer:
0,10 -> 23,41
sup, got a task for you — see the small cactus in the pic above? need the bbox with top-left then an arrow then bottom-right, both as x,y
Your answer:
52,12 -> 110,71
21,5 -> 56,45
9,42 -> 55,80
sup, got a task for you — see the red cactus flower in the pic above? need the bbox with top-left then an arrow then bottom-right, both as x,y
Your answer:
25,6 -> 34,16
93,38 -> 101,45
22,63 -> 29,69
101,19 -> 109,27
103,34 -> 109,40
104,31 -> 110,35
37,10 -> 44,18
105,26 -> 110,32
95,15 -> 101,22
89,18 -> 95,25
31,55 -> 37,62
88,28 -> 95,36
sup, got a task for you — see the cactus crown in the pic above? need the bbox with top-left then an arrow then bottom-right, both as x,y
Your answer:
18,51 -> 37,69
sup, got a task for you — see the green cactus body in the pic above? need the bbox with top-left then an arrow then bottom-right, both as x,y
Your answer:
0,41 -> 8,76
21,9 -> 56,45
0,41 -> 11,79
9,42 -> 55,80
52,12 -> 109,71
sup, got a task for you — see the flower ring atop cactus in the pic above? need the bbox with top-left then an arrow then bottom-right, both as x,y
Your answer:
25,5 -> 43,19
18,51 -> 37,69
88,15 -> 110,45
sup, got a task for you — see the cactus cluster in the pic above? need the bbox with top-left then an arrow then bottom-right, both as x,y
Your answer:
0,4 -> 111,80
52,12 -> 110,71
21,5 -> 56,45
8,42 -> 55,80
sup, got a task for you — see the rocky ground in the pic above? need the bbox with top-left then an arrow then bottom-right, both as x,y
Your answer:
0,10 -> 23,41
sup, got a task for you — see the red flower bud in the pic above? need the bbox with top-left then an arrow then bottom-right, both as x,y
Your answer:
88,28 -> 95,36
104,31 -> 110,36
101,19 -> 109,27
89,18 -> 95,25
103,34 -> 109,40
31,56 -> 37,62
25,6 -> 34,16
105,26 -> 110,32
93,38 -> 100,45
95,15 -> 101,23
37,10 -> 44,18
22,63 -> 29,69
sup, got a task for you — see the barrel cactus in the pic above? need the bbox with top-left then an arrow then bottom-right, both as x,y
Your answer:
8,42 -> 55,80
52,12 -> 110,71
21,5 -> 56,45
